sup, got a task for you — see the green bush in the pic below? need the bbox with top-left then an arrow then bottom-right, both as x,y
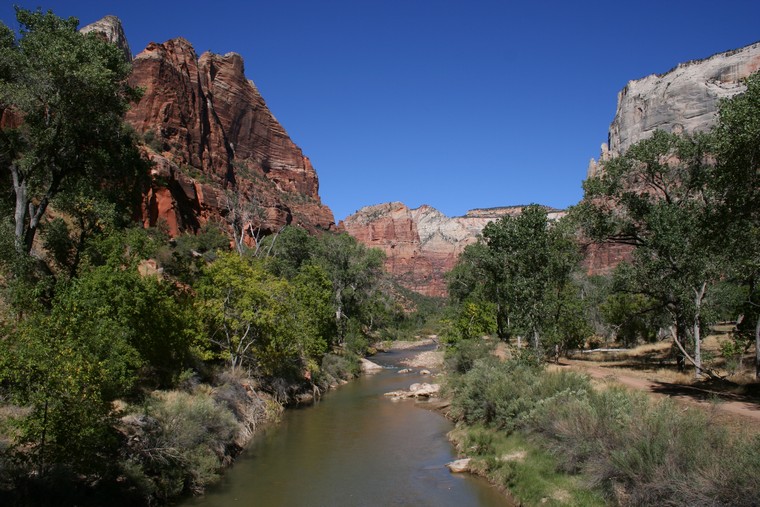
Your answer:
315,353 -> 361,388
443,338 -> 495,374
122,390 -> 238,500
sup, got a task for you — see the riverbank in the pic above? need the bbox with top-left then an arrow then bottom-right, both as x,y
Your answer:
438,342 -> 760,506
387,340 -> 603,506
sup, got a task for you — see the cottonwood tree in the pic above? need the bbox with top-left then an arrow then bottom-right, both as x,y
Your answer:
711,72 -> 760,378
448,205 -> 587,354
0,8 -> 142,255
577,130 -> 723,377
314,232 -> 385,347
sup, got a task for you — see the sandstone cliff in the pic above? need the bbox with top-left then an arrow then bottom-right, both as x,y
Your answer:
589,41 -> 760,177
83,17 -> 334,238
80,14 -> 132,62
584,41 -> 760,275
342,203 -> 564,297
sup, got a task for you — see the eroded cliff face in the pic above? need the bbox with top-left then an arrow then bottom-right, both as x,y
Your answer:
584,41 -> 760,275
589,41 -> 760,177
84,17 -> 334,238
342,203 -> 564,297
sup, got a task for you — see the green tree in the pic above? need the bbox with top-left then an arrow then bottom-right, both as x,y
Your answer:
263,225 -> 318,279
0,8 -> 142,255
711,72 -> 760,378
578,130 -> 723,377
291,264 -> 336,370
313,232 -> 385,348
197,252 -> 302,375
0,253 -> 196,477
482,205 -> 582,350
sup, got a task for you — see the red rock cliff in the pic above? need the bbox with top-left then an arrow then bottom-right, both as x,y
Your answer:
119,29 -> 334,237
342,203 -> 565,297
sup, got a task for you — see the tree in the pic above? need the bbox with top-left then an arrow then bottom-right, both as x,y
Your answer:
711,72 -> 760,378
0,8 -> 142,255
313,232 -> 385,347
577,130 -> 723,377
483,205 -> 582,350
197,252 -> 302,375
0,249 -> 197,477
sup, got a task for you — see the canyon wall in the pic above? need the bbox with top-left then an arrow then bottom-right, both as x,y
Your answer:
589,41 -> 760,177
84,17 -> 335,239
342,203 -> 564,297
584,41 -> 760,275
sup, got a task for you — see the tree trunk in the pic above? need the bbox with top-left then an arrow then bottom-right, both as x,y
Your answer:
755,312 -> 760,380
692,282 -> 707,379
11,163 -> 27,252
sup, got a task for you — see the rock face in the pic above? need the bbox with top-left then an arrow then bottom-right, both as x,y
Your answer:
585,41 -> 760,275
80,15 -> 132,62
342,202 -> 564,297
590,41 -> 760,176
83,17 -> 334,238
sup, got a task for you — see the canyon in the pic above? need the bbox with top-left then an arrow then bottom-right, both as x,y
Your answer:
341,203 -> 564,298
345,41 -> 760,295
85,16 -> 760,297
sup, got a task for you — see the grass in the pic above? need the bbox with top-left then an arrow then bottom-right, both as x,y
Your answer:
449,425 -> 607,506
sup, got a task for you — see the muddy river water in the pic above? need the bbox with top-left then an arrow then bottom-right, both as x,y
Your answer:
183,346 -> 512,507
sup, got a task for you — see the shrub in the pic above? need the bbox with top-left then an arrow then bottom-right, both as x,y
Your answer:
122,390 -> 238,500
444,337 -> 495,374
314,353 -> 360,389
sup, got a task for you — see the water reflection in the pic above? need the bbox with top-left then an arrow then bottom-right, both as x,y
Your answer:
184,350 -> 511,507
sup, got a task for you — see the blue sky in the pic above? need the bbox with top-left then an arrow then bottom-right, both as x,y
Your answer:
2,1 -> 759,221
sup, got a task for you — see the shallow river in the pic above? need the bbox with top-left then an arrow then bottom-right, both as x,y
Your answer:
184,347 -> 512,507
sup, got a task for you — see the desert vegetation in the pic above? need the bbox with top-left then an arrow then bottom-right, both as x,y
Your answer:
440,71 -> 760,505
0,9 -> 418,505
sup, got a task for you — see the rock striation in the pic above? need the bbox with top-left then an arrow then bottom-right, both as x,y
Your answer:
589,41 -> 760,177
584,41 -> 760,275
342,202 -> 564,297
83,17 -> 334,239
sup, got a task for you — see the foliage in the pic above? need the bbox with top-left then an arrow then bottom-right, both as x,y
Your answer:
577,130 -> 724,375
156,222 -> 230,283
442,300 -> 497,344
313,232 -> 386,347
197,252 -> 299,375
448,205 -> 588,354
711,72 -> 760,377
443,336 -> 495,374
448,356 -> 760,506
123,390 -> 238,500
446,355 -> 590,431
599,291 -> 660,346
0,8 -> 145,254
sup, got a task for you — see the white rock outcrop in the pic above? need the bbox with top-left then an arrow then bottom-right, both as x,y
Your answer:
605,42 -> 760,161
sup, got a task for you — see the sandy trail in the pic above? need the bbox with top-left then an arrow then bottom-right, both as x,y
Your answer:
559,360 -> 760,425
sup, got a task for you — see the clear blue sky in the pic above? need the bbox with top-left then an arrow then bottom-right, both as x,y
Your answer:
3,1 -> 759,221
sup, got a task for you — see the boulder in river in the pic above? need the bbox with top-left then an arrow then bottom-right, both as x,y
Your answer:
384,382 -> 441,400
446,458 -> 471,473
360,358 -> 384,373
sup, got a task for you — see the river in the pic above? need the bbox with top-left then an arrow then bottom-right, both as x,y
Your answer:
183,345 -> 512,507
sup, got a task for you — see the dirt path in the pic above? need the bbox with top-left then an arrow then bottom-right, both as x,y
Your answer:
558,360 -> 760,425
